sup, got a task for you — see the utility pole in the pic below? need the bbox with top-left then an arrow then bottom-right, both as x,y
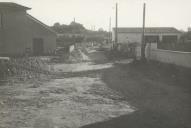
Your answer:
108,17 -> 111,43
141,3 -> 146,60
115,3 -> 118,44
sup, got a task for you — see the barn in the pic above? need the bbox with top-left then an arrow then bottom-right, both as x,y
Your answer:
0,2 -> 57,56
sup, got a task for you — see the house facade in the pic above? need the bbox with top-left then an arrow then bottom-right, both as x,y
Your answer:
112,27 -> 182,46
0,2 -> 57,56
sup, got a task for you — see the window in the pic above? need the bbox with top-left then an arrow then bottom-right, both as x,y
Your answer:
162,35 -> 178,43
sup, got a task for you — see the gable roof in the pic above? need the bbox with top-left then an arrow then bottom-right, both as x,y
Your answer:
27,14 -> 57,35
0,2 -> 31,10
113,27 -> 181,34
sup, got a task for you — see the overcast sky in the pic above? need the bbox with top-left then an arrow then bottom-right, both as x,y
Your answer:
2,0 -> 191,31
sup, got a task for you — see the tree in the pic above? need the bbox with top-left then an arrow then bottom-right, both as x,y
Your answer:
56,35 -> 85,47
53,22 -> 60,27
69,21 -> 85,33
98,28 -> 104,32
86,36 -> 104,43
51,21 -> 85,34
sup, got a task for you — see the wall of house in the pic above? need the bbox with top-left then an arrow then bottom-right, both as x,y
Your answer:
0,10 -> 30,56
26,16 -> 56,55
113,32 -> 181,59
112,31 -> 142,44
115,32 -> 181,44
0,10 -> 56,56
145,43 -> 191,68
118,33 -> 142,44
145,33 -> 181,42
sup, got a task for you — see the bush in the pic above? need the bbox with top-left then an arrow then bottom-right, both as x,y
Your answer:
0,57 -> 50,81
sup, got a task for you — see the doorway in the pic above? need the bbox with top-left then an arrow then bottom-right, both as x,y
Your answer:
33,38 -> 44,56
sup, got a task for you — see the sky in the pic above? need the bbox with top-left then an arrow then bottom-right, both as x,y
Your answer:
1,0 -> 191,31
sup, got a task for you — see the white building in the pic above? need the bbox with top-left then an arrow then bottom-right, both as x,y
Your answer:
112,27 -> 181,45
112,27 -> 182,58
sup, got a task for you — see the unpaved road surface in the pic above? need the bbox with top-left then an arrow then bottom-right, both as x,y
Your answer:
0,50 -> 135,128
1,49 -> 190,128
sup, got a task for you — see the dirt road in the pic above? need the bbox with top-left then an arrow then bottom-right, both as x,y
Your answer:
0,49 -> 190,128
0,49 -> 135,128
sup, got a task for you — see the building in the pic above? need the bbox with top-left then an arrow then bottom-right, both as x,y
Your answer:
0,2 -> 57,56
112,27 -> 182,46
188,27 -> 191,32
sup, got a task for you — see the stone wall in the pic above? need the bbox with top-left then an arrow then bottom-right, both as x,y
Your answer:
145,43 -> 191,68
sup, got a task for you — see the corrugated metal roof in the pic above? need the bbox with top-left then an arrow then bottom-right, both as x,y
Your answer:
0,2 -> 31,10
113,27 -> 181,33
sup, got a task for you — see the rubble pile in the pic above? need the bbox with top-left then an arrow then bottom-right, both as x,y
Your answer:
68,49 -> 84,63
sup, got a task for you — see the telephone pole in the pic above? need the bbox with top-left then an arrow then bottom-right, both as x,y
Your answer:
115,3 -> 118,44
108,17 -> 111,43
141,3 -> 146,60
74,17 -> 75,22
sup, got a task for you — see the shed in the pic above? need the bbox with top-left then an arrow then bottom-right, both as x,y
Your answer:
0,2 -> 57,56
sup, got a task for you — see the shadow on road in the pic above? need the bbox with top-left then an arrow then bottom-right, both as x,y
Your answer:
80,109 -> 179,128
54,68 -> 109,78
81,59 -> 191,128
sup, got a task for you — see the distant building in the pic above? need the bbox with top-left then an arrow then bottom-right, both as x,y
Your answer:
188,27 -> 191,32
0,2 -> 57,56
112,27 -> 182,45
183,28 -> 191,42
